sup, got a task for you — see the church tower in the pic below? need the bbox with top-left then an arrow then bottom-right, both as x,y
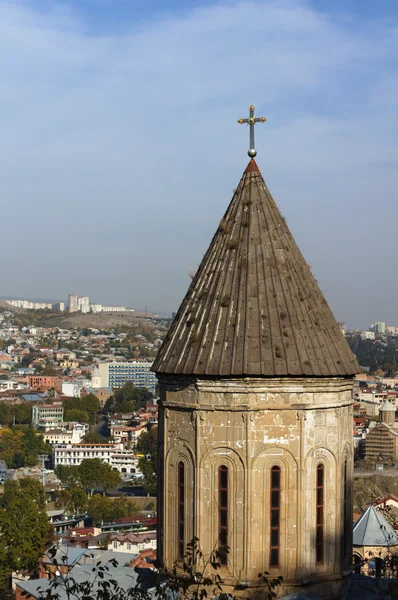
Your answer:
153,107 -> 360,597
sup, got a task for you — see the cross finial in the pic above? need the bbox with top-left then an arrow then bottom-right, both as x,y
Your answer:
238,105 -> 266,158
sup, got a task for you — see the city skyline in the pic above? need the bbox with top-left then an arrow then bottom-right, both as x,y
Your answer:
1,0 -> 398,328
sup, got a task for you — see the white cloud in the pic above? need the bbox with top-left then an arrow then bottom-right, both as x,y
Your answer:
0,0 -> 397,325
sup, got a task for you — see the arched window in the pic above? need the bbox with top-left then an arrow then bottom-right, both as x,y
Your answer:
270,466 -> 281,567
343,458 -> 348,559
178,461 -> 185,560
218,465 -> 228,566
316,464 -> 324,564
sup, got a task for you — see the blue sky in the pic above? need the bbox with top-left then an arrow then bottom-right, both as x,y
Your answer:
1,0 -> 398,327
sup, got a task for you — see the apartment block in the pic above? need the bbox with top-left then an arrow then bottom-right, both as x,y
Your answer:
32,403 -> 64,426
97,361 -> 156,393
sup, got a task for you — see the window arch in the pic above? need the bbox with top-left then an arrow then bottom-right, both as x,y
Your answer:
270,466 -> 281,567
343,457 -> 348,559
218,465 -> 228,566
316,463 -> 324,564
177,461 -> 185,560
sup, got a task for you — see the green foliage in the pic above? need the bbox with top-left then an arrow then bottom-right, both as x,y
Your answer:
86,494 -> 139,524
54,464 -> 80,488
63,394 -> 101,425
137,427 -> 157,494
36,537 -> 283,600
78,458 -> 108,493
0,403 -> 32,426
0,426 -> 50,468
103,383 -> 154,415
64,408 -> 89,423
77,458 -> 120,494
55,487 -> 88,515
40,362 -> 57,376
136,427 -> 157,454
347,335 -> 398,376
82,428 -> 109,444
0,479 -> 52,590
20,426 -> 51,467
20,352 -> 35,367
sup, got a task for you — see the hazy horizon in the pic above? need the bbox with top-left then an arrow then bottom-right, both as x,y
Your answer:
2,0 -> 398,330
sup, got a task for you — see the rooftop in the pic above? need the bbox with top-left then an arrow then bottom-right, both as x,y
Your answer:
153,159 -> 359,378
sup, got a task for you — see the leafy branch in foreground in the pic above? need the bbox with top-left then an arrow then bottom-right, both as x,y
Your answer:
26,539 -> 282,600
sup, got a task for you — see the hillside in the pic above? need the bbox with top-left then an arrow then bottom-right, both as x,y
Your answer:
0,301 -> 169,332
354,474 -> 398,512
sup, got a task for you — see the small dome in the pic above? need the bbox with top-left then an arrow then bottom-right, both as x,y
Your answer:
380,400 -> 396,412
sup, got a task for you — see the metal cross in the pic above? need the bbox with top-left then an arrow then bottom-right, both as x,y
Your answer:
238,105 -> 266,158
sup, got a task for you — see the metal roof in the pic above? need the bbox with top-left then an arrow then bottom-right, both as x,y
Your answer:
353,505 -> 398,547
153,159 -> 360,377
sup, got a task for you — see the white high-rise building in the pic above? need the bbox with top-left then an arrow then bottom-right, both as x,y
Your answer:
77,296 -> 90,314
68,294 -> 79,312
98,361 -> 156,394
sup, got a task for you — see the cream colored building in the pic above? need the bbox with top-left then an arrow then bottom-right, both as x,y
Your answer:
153,155 -> 359,597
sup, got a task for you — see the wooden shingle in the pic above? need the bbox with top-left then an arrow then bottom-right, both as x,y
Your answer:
153,159 -> 360,377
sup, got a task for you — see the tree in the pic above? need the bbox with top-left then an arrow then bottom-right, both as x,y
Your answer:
78,459 -> 120,495
82,429 -> 109,444
40,362 -> 57,376
55,489 -> 72,512
21,352 -> 35,367
137,427 -> 157,455
0,428 -> 24,467
87,494 -> 113,523
35,538 -> 283,600
20,426 -> 50,467
103,396 -> 115,415
64,408 -> 89,423
112,496 -> 139,518
54,465 -> 80,488
138,457 -> 157,495
137,427 -> 157,494
0,480 -> 52,590
70,487 -> 88,515
55,487 -> 88,515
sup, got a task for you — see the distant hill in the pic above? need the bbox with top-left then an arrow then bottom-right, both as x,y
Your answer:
0,301 -> 170,331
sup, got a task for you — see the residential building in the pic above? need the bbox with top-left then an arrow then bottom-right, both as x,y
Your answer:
42,423 -> 87,445
98,361 -> 156,393
90,304 -> 103,313
62,378 -> 90,398
56,350 -> 77,361
77,296 -> 90,314
60,359 -> 79,369
68,294 -> 79,312
361,331 -> 375,340
374,322 -> 386,335
53,302 -> 65,311
0,379 -> 28,391
29,376 -> 62,393
53,442 -> 122,467
108,531 -> 156,554
6,300 -> 53,310
110,425 -> 145,448
52,443 -> 141,475
32,403 -> 64,427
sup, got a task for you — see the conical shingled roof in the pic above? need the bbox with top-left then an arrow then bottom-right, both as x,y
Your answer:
153,159 -> 359,377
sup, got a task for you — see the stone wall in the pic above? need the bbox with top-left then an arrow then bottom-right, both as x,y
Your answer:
157,376 -> 354,596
